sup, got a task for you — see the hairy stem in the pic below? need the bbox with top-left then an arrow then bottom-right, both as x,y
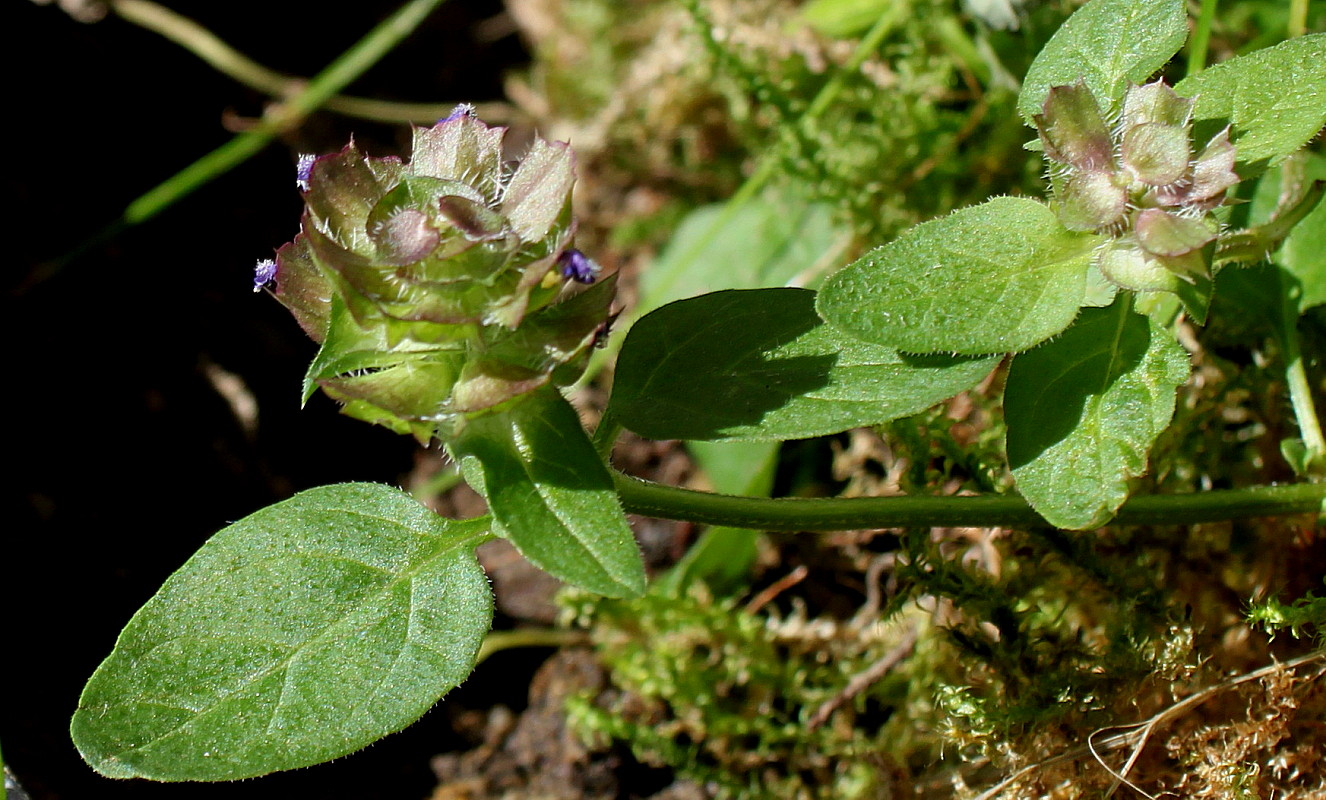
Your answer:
591,408 -> 624,462
613,472 -> 1324,531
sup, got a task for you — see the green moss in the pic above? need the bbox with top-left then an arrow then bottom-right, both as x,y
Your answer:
563,586 -> 932,798
1248,579 -> 1326,642
561,518 -> 1205,795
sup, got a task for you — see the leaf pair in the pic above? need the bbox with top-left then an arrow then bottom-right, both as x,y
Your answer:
608,287 -> 999,442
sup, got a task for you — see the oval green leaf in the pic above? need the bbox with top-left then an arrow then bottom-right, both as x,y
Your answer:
71,483 -> 493,781
1005,298 -> 1190,529
453,387 -> 646,598
817,198 -> 1098,355
1176,34 -> 1326,173
610,288 -> 998,441
1018,0 -> 1187,122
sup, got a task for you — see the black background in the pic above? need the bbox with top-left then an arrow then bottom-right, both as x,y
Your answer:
6,2 -> 531,797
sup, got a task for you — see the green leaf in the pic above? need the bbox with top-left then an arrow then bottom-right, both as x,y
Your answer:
688,440 -> 780,495
1018,0 -> 1187,122
1283,189 -> 1326,312
1176,34 -> 1326,173
1005,298 -> 1190,529
799,0 -> 907,38
817,197 -> 1099,355
640,190 -> 850,313
452,387 -> 645,598
71,483 -> 492,781
1270,156 -> 1326,313
621,190 -> 849,592
1216,156 -> 1326,329
610,288 -> 999,441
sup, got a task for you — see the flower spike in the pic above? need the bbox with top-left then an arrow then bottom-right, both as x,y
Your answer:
1033,80 -> 1241,293
263,112 -> 615,443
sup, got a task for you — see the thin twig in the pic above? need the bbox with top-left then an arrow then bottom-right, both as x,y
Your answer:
849,553 -> 893,631
109,0 -> 512,124
743,565 -> 809,615
806,626 -> 919,730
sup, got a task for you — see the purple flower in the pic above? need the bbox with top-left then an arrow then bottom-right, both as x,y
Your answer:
440,103 -> 477,124
557,249 -> 600,284
253,258 -> 278,292
295,153 -> 316,192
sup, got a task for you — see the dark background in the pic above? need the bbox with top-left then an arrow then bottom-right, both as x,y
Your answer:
6,2 -> 532,797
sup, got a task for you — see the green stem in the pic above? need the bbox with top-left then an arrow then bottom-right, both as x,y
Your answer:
120,0 -> 450,227
1285,346 -> 1326,464
1289,0 -> 1308,38
591,408 -> 624,462
1186,0 -> 1217,77
112,0 -> 290,97
476,628 -> 591,665
1261,177 -> 1325,467
1217,180 -> 1325,269
28,0 -> 448,290
411,464 -> 463,503
110,0 -> 507,124
613,472 -> 1324,530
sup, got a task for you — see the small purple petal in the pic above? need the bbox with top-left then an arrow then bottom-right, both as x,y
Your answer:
253,258 -> 278,292
557,249 -> 600,284
440,103 -> 477,124
295,153 -> 316,192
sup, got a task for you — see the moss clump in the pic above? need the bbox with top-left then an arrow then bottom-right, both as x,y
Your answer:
562,586 -> 929,799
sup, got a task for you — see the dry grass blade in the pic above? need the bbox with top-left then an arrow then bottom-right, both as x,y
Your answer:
973,649 -> 1326,800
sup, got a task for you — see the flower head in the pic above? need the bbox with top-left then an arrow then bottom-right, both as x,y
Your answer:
267,112 -> 615,443
1034,80 -> 1239,291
